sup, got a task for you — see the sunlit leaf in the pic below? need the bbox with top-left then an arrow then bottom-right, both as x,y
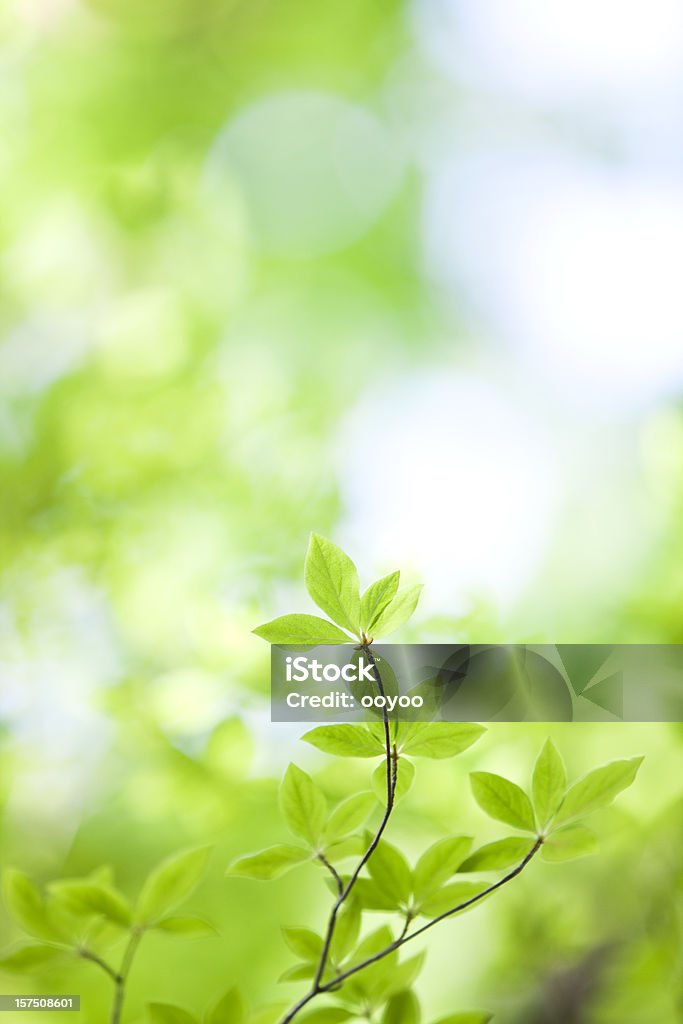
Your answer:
470,773 -> 536,832
460,838 -> 535,872
280,764 -> 327,847
304,534 -> 361,634
282,927 -> 323,962
372,758 -> 415,803
554,757 -> 644,826
2,870 -> 55,941
303,725 -> 385,758
367,841 -> 412,906
331,898 -> 361,964
326,793 -> 376,842
418,882 -> 487,918
49,880 -> 131,928
0,944 -> 67,973
154,915 -> 216,935
370,585 -> 423,639
541,824 -> 599,863
136,847 -> 211,925
381,989 -> 420,1024
360,571 -> 400,634
253,614 -> 350,645
413,836 -> 473,901
205,986 -> 245,1024
532,739 -> 566,828
226,845 -> 309,881
400,724 -> 486,759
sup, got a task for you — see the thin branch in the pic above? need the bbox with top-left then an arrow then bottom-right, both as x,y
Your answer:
317,836 -> 544,994
79,948 -> 121,984
110,928 -> 143,1024
317,853 -> 344,897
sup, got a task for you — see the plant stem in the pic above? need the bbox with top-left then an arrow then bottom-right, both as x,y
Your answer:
317,853 -> 344,896
110,928 -> 143,1024
279,645 -> 397,1024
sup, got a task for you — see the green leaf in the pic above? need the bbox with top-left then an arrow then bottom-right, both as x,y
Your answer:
433,1014 -> 492,1024
541,824 -> 599,863
226,845 -> 309,881
305,534 -> 361,635
280,764 -> 327,847
382,990 -> 420,1024
360,571 -> 400,633
154,915 -> 216,935
282,927 -> 323,962
49,881 -> 131,927
147,1003 -> 199,1024
554,757 -> 644,826
532,739 -> 567,828
303,724 -> 385,758
253,614 -> 350,645
367,841 -> 412,907
331,898 -> 361,964
400,723 -> 486,759
418,881 -> 487,918
353,877 -> 398,911
298,1010 -> 353,1024
278,963 -> 316,983
372,758 -> 415,803
413,837 -> 473,902
370,585 -> 423,639
0,945 -> 67,973
2,870 -> 55,941
381,953 -> 425,999
470,773 -> 536,832
205,987 -> 245,1024
460,837 -> 535,872
326,793 -> 376,842
136,846 -> 211,926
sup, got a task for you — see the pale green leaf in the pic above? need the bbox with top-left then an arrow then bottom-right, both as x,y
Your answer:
413,837 -> 473,901
400,723 -> 486,759
353,877 -> 398,911
253,614 -> 350,645
49,880 -> 131,927
282,927 -> 323,962
278,963 -> 316,982
541,824 -> 599,863
360,572 -> 400,633
367,841 -> 412,906
154,915 -> 216,935
136,846 -> 211,925
280,764 -> 327,847
298,1010 -> 353,1024
460,837 -> 535,872
305,534 -> 361,634
226,845 -> 309,881
372,758 -> 415,803
470,773 -> 536,832
554,757 -> 644,826
370,585 -> 423,639
303,724 -> 385,758
326,793 -> 376,842
381,990 -> 420,1024
418,881 -> 486,918
205,987 -> 245,1024
147,1003 -> 198,1024
2,870 -> 55,941
433,1014 -> 492,1024
532,739 -> 567,828
331,898 -> 361,964
0,944 -> 67,973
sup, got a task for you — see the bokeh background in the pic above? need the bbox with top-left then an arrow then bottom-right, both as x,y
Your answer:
1,0 -> 682,1021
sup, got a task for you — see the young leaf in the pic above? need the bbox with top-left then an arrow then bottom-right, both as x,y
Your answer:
370,585 -> 423,639
413,837 -> 473,902
433,1015 -> 492,1024
2,870 -> 55,941
226,845 -> 309,881
367,841 -> 412,907
400,723 -> 486,759
470,773 -> 536,832
541,824 -> 599,863
418,881 -> 486,918
0,945 -> 67,973
298,1010 -> 354,1024
136,846 -> 211,925
205,987 -> 245,1024
280,764 -> 327,847
381,990 -> 420,1024
253,615 -> 350,645
372,758 -> 415,803
147,1004 -> 199,1024
49,881 -> 131,927
282,927 -> 323,962
554,757 -> 644,826
360,571 -> 400,633
532,739 -> 567,828
331,898 -> 361,964
326,793 -> 376,842
460,837 -> 535,872
380,953 -> 425,1001
352,878 -> 398,912
278,963 -> 316,983
154,915 -> 216,935
305,534 -> 361,634
303,724 -> 385,758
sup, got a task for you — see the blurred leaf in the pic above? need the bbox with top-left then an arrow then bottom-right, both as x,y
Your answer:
413,837 -> 473,901
370,585 -> 423,639
278,963 -> 316,983
50,880 -> 131,928
418,882 -> 486,918
305,534 -> 361,634
0,944 -> 67,973
205,719 -> 254,779
323,836 -> 366,861
433,1015 -> 492,1024
154,915 -> 216,935
205,987 -> 245,1024
136,846 -> 211,925
282,927 -> 323,962
555,757 -> 644,825
303,725 -> 384,758
367,840 -> 412,906
299,1010 -> 354,1023
382,990 -> 420,1024
532,739 -> 566,828
400,724 -> 486,759
541,824 -> 599,863
226,845 -> 309,881
381,954 -> 425,1000
470,773 -> 536,832
280,764 -> 327,847
372,758 -> 415,803
361,572 -> 400,633
2,870 -> 55,941
254,615 -> 350,645
460,838 -> 535,872
148,1003 -> 199,1024
326,792 -> 376,841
